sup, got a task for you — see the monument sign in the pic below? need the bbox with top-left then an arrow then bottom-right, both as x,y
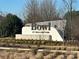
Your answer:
16,20 -> 65,41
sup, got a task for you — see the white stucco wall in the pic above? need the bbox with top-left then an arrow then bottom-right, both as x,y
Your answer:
16,34 -> 51,40
21,26 -> 63,41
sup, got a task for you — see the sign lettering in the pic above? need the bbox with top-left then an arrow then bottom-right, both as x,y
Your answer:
31,23 -> 51,30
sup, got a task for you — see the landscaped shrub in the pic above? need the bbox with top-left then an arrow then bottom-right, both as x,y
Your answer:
55,55 -> 65,59
35,52 -> 44,59
61,47 -> 67,50
67,55 -> 75,59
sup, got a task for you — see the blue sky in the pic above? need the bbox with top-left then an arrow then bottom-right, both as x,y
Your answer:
0,0 -> 79,20
0,0 -> 25,19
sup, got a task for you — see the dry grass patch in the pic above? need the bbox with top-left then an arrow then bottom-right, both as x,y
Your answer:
67,54 -> 75,59
35,52 -> 44,59
55,55 -> 65,59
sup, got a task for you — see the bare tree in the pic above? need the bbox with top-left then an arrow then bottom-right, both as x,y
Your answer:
24,0 -> 40,23
40,0 -> 57,21
62,0 -> 77,40
24,0 -> 58,23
